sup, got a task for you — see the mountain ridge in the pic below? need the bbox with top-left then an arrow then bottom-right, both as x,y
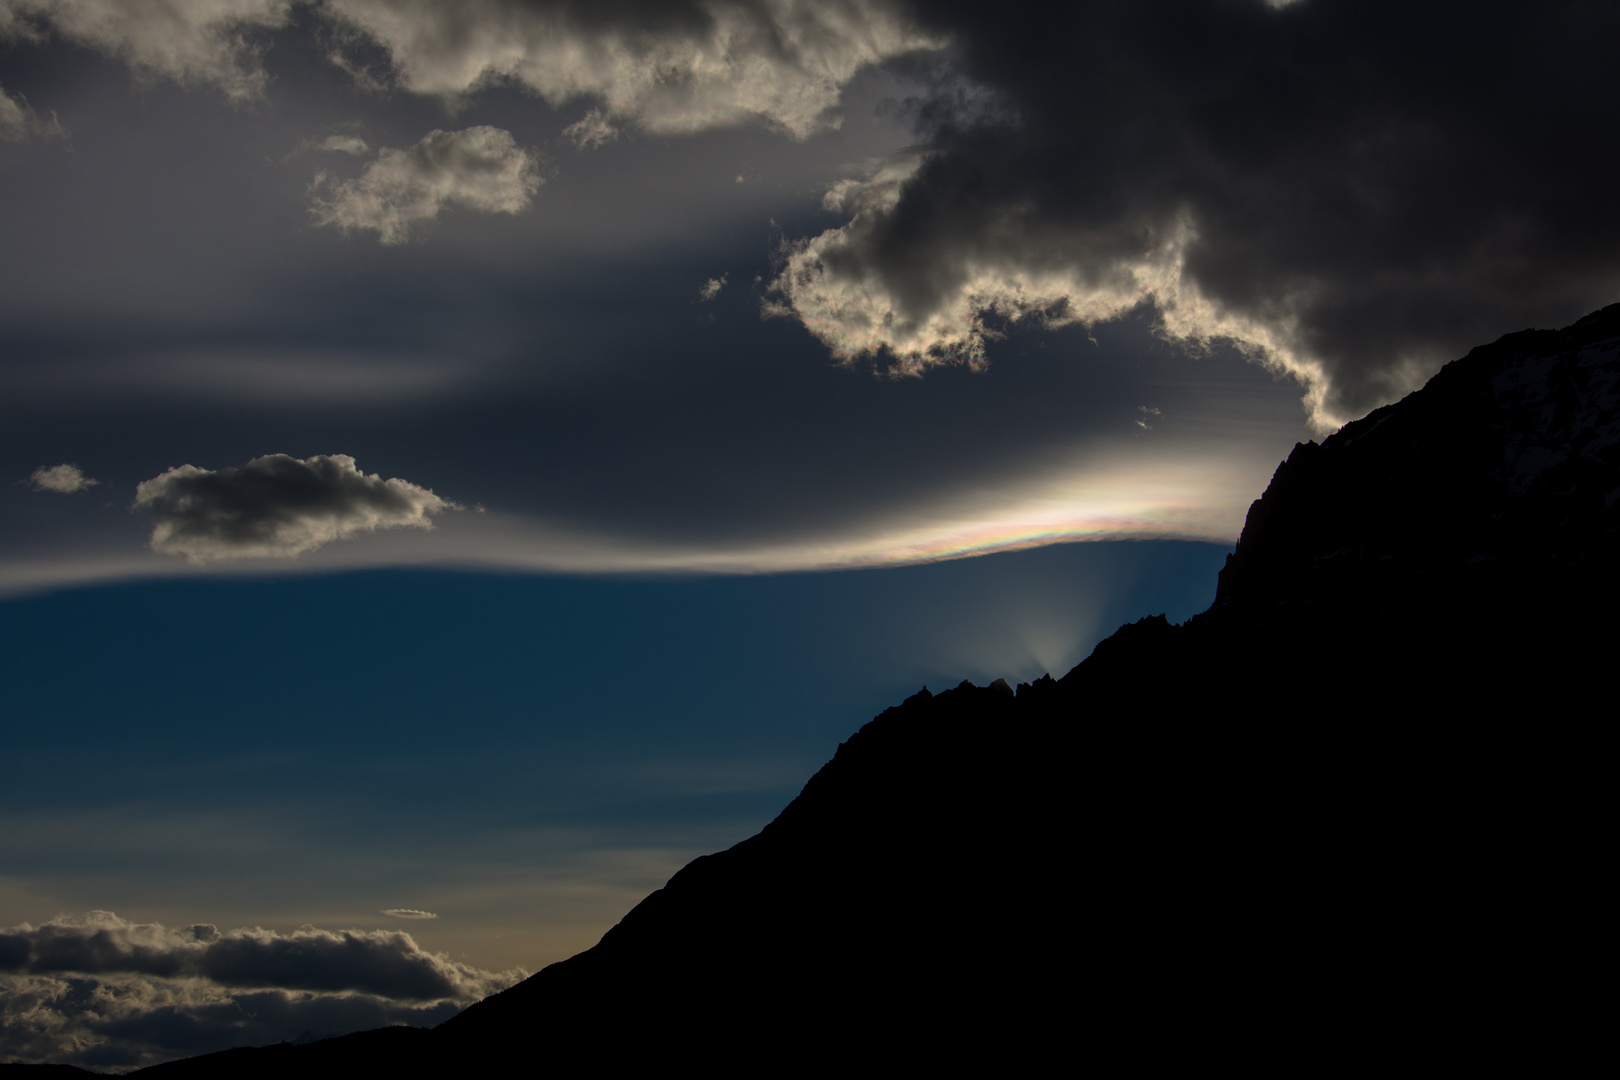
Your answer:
23,304 -> 1616,1075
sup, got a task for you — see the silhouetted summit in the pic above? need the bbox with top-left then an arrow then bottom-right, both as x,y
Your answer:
1214,302 -> 1620,631
126,306 -> 1617,1075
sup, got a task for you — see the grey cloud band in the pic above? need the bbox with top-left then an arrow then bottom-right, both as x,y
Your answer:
0,913 -> 524,1071
0,913 -> 514,1000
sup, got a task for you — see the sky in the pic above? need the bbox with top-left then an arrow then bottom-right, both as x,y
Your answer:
2,0 -> 1616,1069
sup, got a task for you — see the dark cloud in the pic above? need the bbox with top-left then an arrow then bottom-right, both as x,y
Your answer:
770,0 -> 1620,427
133,453 -> 458,562
0,912 -> 513,999
1,974 -> 465,1069
0,912 -> 523,1069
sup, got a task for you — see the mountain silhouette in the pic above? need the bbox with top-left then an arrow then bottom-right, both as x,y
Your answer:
29,305 -> 1614,1075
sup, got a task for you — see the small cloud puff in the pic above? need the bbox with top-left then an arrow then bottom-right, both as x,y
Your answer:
563,107 -> 618,150
0,911 -> 524,1071
380,909 -> 439,920
317,133 -> 370,155
310,126 -> 540,244
28,463 -> 98,493
698,275 -> 727,302
133,453 -> 457,562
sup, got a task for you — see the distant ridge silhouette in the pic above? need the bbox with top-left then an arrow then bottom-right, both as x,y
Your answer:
31,305 -> 1613,1075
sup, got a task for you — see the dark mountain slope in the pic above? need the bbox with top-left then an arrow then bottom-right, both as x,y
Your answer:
127,305 -> 1617,1075
1207,302 -> 1619,653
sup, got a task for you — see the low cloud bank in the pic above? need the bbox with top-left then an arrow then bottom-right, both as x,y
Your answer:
0,912 -> 525,1070
134,453 -> 457,562
310,126 -> 540,244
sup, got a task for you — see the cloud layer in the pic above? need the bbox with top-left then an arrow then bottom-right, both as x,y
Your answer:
134,453 -> 456,562
768,1 -> 1620,429
310,126 -> 540,244
0,912 -> 523,1069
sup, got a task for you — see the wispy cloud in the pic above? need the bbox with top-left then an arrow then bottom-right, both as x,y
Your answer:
380,909 -> 439,920
698,274 -> 726,302
310,126 -> 540,244
315,133 -> 370,156
563,107 -> 618,150
0,0 -> 293,102
0,82 -> 64,141
133,453 -> 457,562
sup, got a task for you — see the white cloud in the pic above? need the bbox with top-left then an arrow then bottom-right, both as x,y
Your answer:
26,463 -> 97,493
322,0 -> 941,137
0,0 -> 293,101
133,453 -> 458,562
0,82 -> 64,141
563,107 -> 618,150
698,274 -> 726,302
380,909 -> 439,920
310,126 -> 540,244
0,911 -> 523,1070
766,156 -> 1337,428
317,133 -> 370,155
3,1 -> 939,136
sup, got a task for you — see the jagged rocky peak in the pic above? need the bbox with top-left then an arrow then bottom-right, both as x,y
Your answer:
1209,302 -> 1620,623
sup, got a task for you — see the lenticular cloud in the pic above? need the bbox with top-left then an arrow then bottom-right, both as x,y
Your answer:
134,453 -> 457,562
